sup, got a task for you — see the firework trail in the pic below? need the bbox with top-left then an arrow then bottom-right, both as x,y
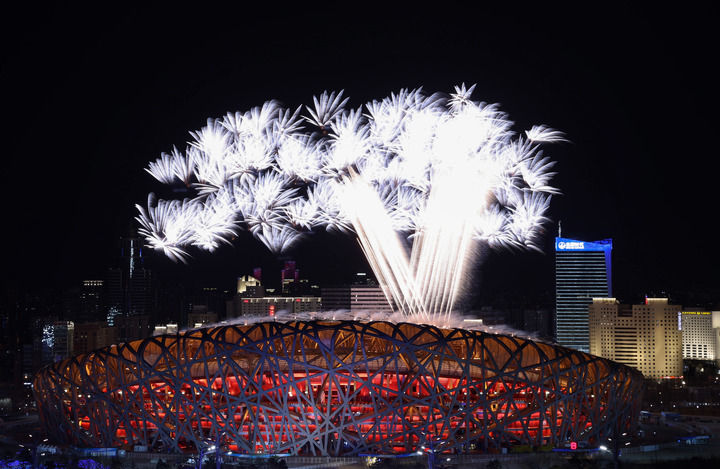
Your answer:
138,84 -> 561,325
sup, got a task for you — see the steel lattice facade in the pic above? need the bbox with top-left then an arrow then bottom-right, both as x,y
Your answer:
33,320 -> 643,455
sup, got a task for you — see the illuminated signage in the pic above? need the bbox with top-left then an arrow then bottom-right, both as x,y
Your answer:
555,237 -> 612,252
557,241 -> 584,250
681,311 -> 711,315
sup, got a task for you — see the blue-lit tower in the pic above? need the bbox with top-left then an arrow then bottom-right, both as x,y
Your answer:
555,237 -> 612,352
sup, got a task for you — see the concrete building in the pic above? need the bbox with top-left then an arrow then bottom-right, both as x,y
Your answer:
73,321 -> 117,355
713,311 -> 720,365
188,308 -> 218,328
47,321 -> 75,362
322,285 -> 392,312
114,314 -> 153,342
78,280 -> 104,323
589,298 -> 682,379
281,261 -> 299,295
555,237 -> 613,352
228,296 -> 321,318
680,310 -> 715,360
106,236 -> 155,326
153,323 -> 179,335
710,311 -> 720,365
227,272 -> 321,318
471,306 -> 553,339
236,275 -> 263,296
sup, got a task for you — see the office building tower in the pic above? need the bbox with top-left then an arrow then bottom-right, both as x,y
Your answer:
555,237 -> 612,352
35,317 -> 57,369
186,286 -> 226,320
680,310 -> 715,360
589,298 -> 682,379
48,321 -> 75,362
106,235 -> 155,328
78,280 -> 104,323
281,261 -> 299,295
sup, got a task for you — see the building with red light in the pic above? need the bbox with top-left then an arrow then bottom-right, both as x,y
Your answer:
227,296 -> 321,318
281,261 -> 299,295
34,320 -> 642,455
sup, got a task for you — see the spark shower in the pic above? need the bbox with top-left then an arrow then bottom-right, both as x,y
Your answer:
137,85 -> 562,325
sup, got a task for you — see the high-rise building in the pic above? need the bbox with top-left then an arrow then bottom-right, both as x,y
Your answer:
78,280 -> 104,323
281,261 -> 299,295
253,267 -> 263,284
589,298 -> 682,379
555,237 -> 612,352
106,236 -> 155,333
186,286 -> 226,320
680,310 -> 715,360
49,321 -> 75,362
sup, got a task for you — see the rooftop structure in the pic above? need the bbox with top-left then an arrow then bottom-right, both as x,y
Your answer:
35,320 -> 642,455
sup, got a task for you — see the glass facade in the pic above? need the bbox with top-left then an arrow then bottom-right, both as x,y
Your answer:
555,237 -> 612,352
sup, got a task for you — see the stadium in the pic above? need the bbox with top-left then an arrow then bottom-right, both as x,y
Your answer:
33,319 -> 643,455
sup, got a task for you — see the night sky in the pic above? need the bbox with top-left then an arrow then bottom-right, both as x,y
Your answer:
2,5 -> 717,307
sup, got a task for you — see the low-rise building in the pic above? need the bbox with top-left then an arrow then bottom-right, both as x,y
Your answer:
321,285 -> 392,312
227,296 -> 321,318
680,310 -> 715,360
73,321 -> 117,354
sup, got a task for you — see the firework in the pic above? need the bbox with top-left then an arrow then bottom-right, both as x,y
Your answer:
137,84 -> 560,324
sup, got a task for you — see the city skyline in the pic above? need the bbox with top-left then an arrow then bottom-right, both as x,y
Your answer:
2,6 -> 720,463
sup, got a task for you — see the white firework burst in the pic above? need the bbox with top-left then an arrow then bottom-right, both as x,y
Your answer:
138,84 -> 563,323
146,153 -> 176,184
304,90 -> 349,129
525,124 -> 566,143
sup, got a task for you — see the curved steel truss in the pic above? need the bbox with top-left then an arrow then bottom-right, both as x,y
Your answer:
34,320 -> 643,455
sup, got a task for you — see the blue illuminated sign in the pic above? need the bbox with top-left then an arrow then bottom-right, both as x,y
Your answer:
555,237 -> 612,252
555,237 -> 613,297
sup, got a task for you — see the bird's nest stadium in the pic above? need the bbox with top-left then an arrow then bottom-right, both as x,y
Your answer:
33,320 -> 643,455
